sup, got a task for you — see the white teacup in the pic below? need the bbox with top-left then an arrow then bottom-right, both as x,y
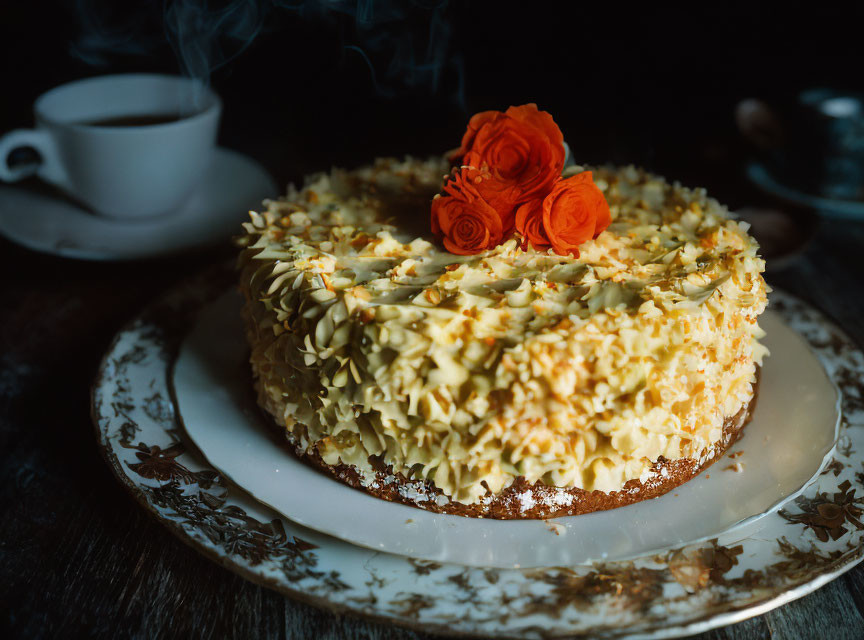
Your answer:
0,74 -> 221,219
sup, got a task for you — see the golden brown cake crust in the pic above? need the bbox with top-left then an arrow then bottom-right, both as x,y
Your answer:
273,371 -> 759,520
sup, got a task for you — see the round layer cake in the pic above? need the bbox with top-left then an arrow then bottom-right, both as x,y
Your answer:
237,157 -> 768,519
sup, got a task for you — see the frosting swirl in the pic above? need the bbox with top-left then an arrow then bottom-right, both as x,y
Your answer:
239,157 -> 768,503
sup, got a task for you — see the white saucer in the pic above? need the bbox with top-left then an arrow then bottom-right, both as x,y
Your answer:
0,148 -> 278,260
173,292 -> 840,569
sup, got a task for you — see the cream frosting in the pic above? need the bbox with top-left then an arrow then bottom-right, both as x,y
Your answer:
238,157 -> 768,503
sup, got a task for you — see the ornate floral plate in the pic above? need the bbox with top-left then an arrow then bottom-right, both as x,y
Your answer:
173,292 -> 839,570
92,265 -> 864,639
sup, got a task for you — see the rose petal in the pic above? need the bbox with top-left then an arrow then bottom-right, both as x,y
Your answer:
542,173 -> 610,256
515,199 -> 550,250
432,172 -> 503,255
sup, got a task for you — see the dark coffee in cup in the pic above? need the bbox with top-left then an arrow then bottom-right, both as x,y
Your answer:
83,114 -> 187,128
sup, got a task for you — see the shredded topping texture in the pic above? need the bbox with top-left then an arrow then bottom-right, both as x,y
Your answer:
238,157 -> 768,504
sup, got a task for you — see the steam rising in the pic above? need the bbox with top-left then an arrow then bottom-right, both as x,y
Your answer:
70,0 -> 162,65
165,0 -> 263,84
71,0 -> 465,108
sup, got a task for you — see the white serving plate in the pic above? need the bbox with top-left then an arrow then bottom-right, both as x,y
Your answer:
173,292 -> 839,569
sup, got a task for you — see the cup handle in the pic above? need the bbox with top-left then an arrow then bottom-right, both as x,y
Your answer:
0,128 -> 67,186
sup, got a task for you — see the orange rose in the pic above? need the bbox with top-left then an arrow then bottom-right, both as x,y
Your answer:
514,199 -> 550,251
459,151 -> 522,232
447,110 -> 497,164
451,104 -> 565,204
541,172 -> 611,257
431,172 -> 504,255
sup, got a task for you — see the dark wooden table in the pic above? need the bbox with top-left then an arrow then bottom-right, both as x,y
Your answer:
2,203 -> 864,640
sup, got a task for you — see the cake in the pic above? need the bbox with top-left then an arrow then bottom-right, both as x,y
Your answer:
237,106 -> 768,519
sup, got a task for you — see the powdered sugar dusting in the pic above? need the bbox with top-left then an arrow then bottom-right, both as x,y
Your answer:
517,491 -> 536,512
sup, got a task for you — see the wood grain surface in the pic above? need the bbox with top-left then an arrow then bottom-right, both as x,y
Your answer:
2,215 -> 864,640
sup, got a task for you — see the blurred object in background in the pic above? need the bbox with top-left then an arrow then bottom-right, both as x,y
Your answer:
738,89 -> 864,219
0,148 -> 275,261
736,205 -> 818,273
0,73 -> 276,260
0,74 -> 223,219
732,87 -> 864,272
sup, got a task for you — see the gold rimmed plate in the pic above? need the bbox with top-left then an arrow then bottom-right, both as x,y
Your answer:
92,263 -> 864,638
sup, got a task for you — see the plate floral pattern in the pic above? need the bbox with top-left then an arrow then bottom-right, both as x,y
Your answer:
92,264 -> 864,639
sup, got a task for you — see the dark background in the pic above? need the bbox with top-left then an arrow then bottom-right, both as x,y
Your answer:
3,2 -> 864,639
3,2 -> 864,202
